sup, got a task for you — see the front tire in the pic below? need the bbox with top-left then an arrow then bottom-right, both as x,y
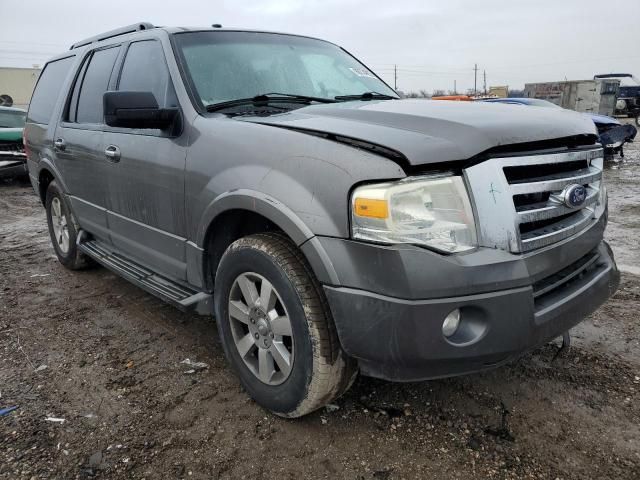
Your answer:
45,181 -> 91,270
214,233 -> 356,417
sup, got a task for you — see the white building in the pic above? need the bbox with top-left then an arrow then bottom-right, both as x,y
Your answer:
0,67 -> 42,110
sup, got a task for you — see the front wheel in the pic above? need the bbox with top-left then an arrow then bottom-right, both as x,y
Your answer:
214,233 -> 356,417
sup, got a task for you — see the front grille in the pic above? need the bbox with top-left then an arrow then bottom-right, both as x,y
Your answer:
464,148 -> 604,253
0,141 -> 26,158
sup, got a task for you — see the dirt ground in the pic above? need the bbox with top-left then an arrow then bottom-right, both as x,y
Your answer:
1,135 -> 639,480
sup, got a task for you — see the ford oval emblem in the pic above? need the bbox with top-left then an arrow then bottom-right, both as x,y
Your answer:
563,184 -> 587,208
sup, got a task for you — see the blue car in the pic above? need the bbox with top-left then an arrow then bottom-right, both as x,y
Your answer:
482,97 -> 636,158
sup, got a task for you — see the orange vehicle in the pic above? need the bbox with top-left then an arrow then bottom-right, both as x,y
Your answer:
431,95 -> 472,101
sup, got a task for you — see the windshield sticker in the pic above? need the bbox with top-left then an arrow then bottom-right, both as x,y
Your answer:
349,67 -> 376,79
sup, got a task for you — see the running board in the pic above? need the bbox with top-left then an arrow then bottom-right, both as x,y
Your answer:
77,237 -> 213,315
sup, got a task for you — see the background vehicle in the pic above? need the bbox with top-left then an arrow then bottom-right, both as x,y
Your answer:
524,78 -> 620,116
0,106 -> 27,178
594,73 -> 640,124
482,97 -> 637,157
24,23 -> 619,417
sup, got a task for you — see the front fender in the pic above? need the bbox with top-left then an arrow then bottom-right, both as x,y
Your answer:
196,189 -> 315,248
195,189 -> 343,285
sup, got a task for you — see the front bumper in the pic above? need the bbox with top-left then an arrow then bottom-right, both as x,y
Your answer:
0,159 -> 28,178
318,220 -> 619,381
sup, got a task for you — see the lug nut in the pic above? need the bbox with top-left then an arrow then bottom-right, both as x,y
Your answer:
254,333 -> 259,339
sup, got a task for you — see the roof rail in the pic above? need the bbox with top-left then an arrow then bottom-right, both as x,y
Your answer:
70,22 -> 155,50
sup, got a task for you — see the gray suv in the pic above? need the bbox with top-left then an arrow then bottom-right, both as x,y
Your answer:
25,23 -> 619,417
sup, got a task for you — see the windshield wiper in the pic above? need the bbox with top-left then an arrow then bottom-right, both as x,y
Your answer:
205,93 -> 336,112
334,91 -> 398,101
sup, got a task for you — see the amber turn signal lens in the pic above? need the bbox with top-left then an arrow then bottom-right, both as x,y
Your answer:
353,198 -> 388,219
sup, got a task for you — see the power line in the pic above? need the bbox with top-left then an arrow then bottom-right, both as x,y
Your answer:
0,40 -> 66,48
0,49 -> 58,57
374,68 -> 473,76
369,53 -> 640,76
0,56 -> 49,61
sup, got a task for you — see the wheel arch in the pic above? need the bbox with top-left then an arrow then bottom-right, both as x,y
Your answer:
35,158 -> 68,205
198,190 -> 339,291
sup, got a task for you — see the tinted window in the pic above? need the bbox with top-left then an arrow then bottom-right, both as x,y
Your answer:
27,56 -> 74,124
118,41 -> 174,107
66,57 -> 89,123
75,46 -> 120,124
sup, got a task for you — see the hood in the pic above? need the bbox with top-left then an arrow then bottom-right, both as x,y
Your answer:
240,99 -> 597,166
0,127 -> 23,142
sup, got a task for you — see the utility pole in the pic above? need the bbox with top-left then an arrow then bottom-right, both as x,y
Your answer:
483,70 -> 487,95
473,63 -> 478,95
454,80 -> 457,95
394,64 -> 398,91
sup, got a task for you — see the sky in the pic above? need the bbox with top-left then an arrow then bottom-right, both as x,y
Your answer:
1,0 -> 639,94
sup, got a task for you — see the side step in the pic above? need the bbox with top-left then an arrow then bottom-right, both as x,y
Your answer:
78,237 -> 213,315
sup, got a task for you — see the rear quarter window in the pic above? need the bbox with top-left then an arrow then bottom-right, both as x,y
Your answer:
27,56 -> 75,125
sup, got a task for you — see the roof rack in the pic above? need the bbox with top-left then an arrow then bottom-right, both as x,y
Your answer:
70,22 -> 155,50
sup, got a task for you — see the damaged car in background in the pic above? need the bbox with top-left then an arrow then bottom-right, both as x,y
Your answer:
482,97 -> 637,158
0,106 -> 28,178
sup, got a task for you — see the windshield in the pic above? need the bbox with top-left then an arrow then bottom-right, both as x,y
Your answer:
0,110 -> 26,128
173,31 -> 397,108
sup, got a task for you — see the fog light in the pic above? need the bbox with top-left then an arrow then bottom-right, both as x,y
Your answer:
442,309 -> 461,337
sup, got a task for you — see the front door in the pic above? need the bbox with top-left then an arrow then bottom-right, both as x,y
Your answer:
54,45 -> 121,243
103,39 -> 188,280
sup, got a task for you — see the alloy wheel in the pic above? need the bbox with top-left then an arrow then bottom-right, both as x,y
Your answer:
228,272 -> 294,385
50,197 -> 70,254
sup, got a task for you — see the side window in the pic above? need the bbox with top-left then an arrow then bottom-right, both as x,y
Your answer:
27,56 -> 75,125
118,40 -> 176,107
74,46 -> 120,124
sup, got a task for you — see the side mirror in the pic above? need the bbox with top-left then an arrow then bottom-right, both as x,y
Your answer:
103,91 -> 178,129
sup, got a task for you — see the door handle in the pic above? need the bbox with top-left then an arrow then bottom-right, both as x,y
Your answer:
104,145 -> 121,162
54,138 -> 66,151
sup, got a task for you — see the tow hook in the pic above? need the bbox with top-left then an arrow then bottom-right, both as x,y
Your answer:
553,331 -> 571,361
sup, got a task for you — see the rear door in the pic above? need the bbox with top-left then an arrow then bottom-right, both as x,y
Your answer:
54,45 -> 121,242
102,39 -> 188,280
24,55 -> 75,191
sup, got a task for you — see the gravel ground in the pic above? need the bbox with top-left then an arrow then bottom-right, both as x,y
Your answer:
1,137 -> 639,479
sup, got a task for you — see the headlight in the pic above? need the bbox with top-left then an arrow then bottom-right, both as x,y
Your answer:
351,175 -> 477,253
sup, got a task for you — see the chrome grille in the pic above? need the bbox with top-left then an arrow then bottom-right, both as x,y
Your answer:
464,148 -> 605,253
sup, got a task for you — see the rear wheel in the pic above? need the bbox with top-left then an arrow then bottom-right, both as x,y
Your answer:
45,181 -> 92,270
214,233 -> 356,417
